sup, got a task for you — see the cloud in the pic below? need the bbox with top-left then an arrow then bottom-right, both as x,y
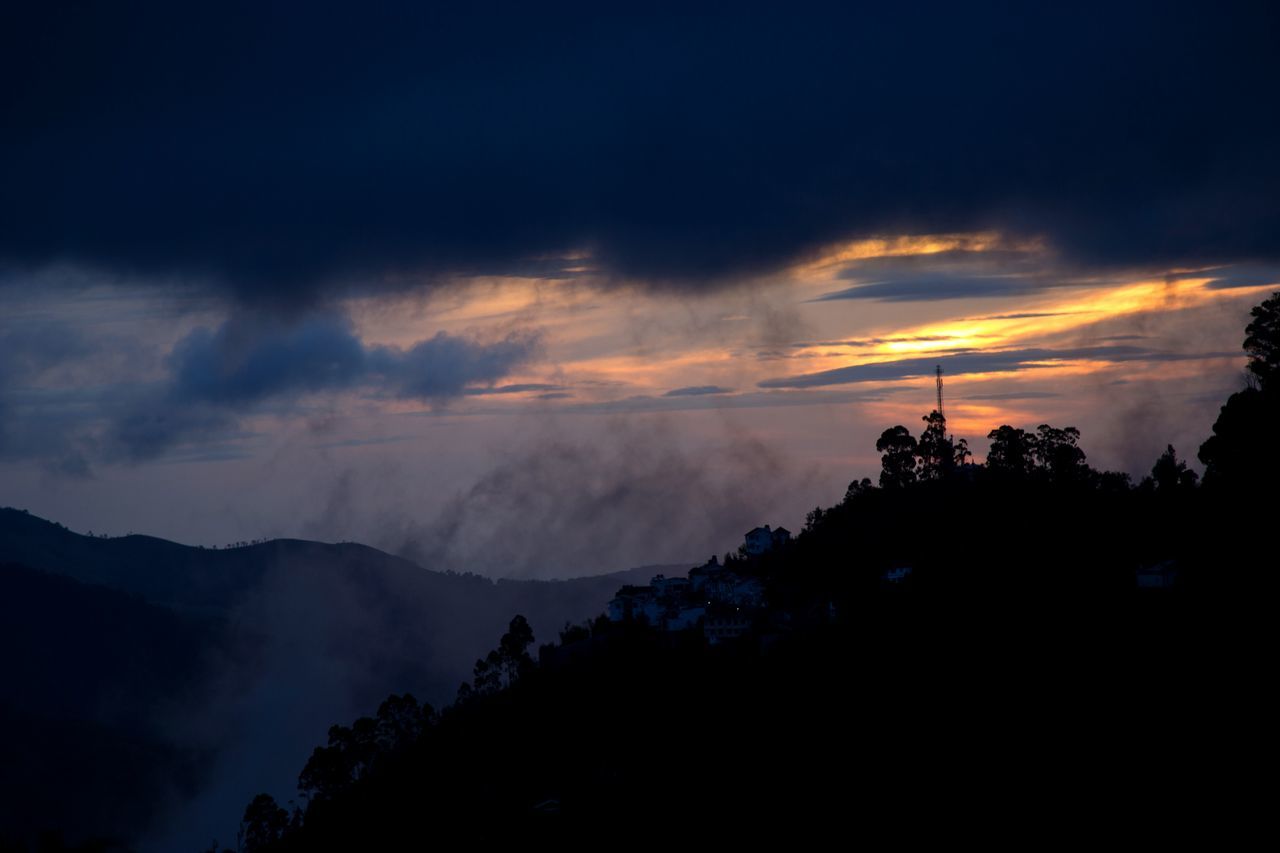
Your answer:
758,346 -> 1241,389
663,385 -> 733,397
107,313 -> 540,460
0,318 -> 132,474
165,314 -> 538,405
1,4 -> 1277,301
812,275 -> 1067,303
464,383 -> 566,396
1203,267 -> 1280,290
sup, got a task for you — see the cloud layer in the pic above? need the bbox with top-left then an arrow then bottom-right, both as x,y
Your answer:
758,346 -> 1238,389
3,3 -> 1278,302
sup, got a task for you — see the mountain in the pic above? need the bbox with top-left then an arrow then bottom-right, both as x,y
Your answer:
0,508 -> 688,851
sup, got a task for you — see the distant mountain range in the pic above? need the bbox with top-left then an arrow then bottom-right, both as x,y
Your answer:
0,507 -> 687,851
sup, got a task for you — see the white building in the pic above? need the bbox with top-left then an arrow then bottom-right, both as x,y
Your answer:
704,612 -> 753,644
743,525 -> 792,556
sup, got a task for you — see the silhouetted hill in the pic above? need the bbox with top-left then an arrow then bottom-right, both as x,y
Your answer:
0,562 -> 220,845
0,508 -> 686,851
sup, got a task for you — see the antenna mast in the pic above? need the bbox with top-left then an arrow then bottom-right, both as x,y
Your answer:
935,365 -> 945,419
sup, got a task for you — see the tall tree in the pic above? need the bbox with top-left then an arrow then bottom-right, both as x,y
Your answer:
1032,424 -> 1087,483
986,425 -> 1035,476
497,615 -> 536,685
1244,290 -> 1280,388
876,426 -> 918,489
237,794 -> 290,853
1149,445 -> 1198,493
1200,291 -> 1280,488
916,410 -> 954,480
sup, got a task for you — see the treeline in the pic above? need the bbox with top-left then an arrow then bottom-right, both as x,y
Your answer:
217,292 -> 1280,852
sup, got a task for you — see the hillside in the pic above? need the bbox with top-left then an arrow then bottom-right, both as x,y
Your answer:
0,509 -> 686,851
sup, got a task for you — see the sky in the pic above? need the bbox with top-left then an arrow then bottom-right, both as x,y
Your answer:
2,2 -> 1278,577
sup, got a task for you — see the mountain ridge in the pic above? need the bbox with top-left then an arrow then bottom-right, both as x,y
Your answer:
0,505 -> 694,851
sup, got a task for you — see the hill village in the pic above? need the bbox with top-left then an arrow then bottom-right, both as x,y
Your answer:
605,524 -> 791,644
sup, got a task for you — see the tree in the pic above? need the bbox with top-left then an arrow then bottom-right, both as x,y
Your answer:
986,425 -> 1034,476
1148,445 -> 1198,493
844,477 -> 874,501
1244,290 -> 1280,388
1200,292 -> 1280,487
298,695 -> 434,803
1032,424 -> 1087,482
876,425 -> 918,489
469,615 -> 536,696
472,649 -> 504,695
497,615 -> 536,685
916,410 -> 954,480
237,794 -> 289,853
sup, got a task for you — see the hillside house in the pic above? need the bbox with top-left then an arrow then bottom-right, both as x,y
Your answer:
743,525 -> 791,556
704,612 -> 753,644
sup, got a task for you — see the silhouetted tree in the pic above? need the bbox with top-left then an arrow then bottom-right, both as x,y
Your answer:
916,410 -> 954,480
986,425 -> 1035,476
844,478 -> 874,501
953,437 -> 972,467
1094,470 -> 1133,493
298,694 -> 433,804
1243,290 -> 1280,388
237,794 -> 288,853
1032,424 -> 1087,483
1200,291 -> 1280,488
876,426 -> 918,488
1148,445 -> 1198,493
497,615 -> 536,685
469,615 -> 536,696
472,649 -> 504,695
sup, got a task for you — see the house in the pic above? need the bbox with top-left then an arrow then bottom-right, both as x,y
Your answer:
704,611 -> 753,644
705,573 -> 765,607
651,574 -> 692,599
607,584 -> 655,621
744,525 -> 792,556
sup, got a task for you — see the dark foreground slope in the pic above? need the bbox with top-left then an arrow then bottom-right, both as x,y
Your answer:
251,592 -> 1267,850
237,413 -> 1276,850
0,510 -> 679,851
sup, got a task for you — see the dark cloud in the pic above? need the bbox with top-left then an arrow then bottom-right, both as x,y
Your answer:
1203,268 -> 1280,290
812,275 -> 1075,303
0,319 -> 120,474
966,312 -> 1085,321
758,346 -> 1241,389
663,385 -> 733,397
2,3 -> 1277,303
108,314 -> 539,460
167,314 -> 538,405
